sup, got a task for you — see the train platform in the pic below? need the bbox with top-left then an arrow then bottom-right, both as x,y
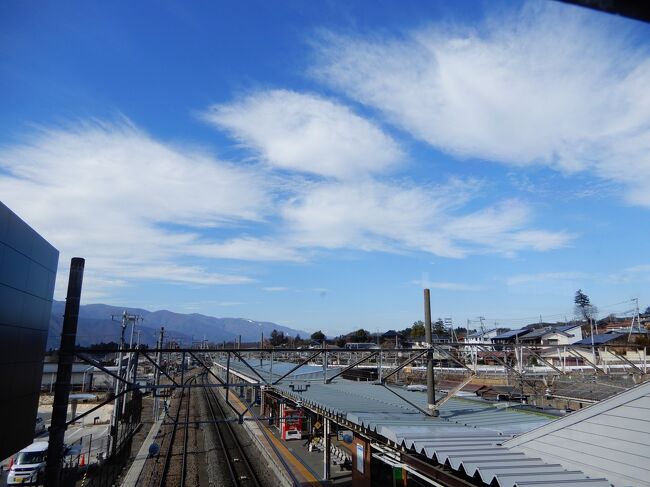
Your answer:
120,411 -> 164,487
222,387 -> 352,486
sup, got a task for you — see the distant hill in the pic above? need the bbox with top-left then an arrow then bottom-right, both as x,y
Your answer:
47,301 -> 310,349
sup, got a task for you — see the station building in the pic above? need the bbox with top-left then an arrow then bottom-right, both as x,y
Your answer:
0,202 -> 58,459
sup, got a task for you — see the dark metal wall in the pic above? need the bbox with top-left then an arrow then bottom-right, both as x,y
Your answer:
0,201 -> 59,459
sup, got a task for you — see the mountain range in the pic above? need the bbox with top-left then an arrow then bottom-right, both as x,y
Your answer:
47,300 -> 310,349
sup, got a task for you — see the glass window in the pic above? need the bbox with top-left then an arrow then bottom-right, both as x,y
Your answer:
16,451 -> 45,465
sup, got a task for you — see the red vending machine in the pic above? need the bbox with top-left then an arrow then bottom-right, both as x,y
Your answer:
282,408 -> 303,440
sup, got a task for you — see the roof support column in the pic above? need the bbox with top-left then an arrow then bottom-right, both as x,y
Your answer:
424,289 -> 438,416
323,417 -> 331,480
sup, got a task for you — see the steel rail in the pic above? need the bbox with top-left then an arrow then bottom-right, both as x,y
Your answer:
180,376 -> 193,487
158,375 -> 195,487
201,373 -> 261,487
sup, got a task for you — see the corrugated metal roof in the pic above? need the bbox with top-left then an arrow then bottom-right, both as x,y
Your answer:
219,358 -> 341,381
217,359 -> 614,487
505,379 -> 650,487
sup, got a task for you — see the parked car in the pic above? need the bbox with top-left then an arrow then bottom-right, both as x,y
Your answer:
7,441 -> 48,485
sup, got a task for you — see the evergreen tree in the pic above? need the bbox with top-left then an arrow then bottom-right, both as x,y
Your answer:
351,328 -> 370,342
575,289 -> 598,334
311,330 -> 325,342
270,329 -> 287,346
411,320 -> 425,339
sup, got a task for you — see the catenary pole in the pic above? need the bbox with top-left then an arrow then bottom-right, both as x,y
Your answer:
45,258 -> 85,487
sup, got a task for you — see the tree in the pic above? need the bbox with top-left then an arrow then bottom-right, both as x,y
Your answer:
335,335 -> 347,348
351,328 -> 370,343
311,330 -> 325,342
574,289 -> 599,335
269,329 -> 287,347
410,321 -> 425,339
643,306 -> 650,316
433,318 -> 447,337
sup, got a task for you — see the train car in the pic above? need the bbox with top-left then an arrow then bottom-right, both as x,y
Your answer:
281,408 -> 303,440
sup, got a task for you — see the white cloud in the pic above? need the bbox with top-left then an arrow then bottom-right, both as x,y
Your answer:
0,121 -> 267,298
313,3 -> 650,206
282,179 -> 571,258
263,286 -> 289,292
414,279 -> 482,291
609,264 -> 650,284
506,272 -> 589,286
192,237 -> 305,262
0,117 -> 573,301
203,90 -> 403,179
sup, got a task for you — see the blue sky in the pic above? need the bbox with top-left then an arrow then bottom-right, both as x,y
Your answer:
1,1 -> 649,335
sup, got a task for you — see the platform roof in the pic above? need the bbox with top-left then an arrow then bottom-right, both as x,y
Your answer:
217,359 -> 613,486
274,380 -> 610,487
221,358 -> 341,382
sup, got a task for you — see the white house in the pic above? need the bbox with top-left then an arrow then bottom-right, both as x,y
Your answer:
464,329 -> 502,361
465,328 -> 501,345
540,324 -> 583,346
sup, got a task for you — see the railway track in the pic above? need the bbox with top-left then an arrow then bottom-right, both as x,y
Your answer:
158,375 -> 196,487
201,373 -> 261,487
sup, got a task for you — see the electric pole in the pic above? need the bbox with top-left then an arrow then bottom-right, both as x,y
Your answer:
154,327 -> 165,419
109,311 -> 142,456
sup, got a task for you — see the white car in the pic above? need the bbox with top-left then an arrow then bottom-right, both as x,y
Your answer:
7,441 -> 48,485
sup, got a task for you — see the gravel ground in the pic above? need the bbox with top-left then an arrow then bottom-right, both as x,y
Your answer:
196,385 -> 233,487
137,374 -> 202,487
209,387 -> 284,487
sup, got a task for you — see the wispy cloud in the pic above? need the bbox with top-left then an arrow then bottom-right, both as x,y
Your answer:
282,179 -> 571,258
0,121 -> 266,298
202,90 -> 403,179
413,278 -> 482,291
263,286 -> 289,292
1,110 -> 574,300
192,237 -> 305,262
313,3 -> 650,207
506,272 -> 589,287
609,264 -> 650,284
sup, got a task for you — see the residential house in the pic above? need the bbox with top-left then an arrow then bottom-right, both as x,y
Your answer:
492,328 -> 533,344
540,324 -> 583,345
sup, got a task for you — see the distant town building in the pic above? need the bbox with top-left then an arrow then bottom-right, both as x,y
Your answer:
520,324 -> 583,345
492,328 -> 533,344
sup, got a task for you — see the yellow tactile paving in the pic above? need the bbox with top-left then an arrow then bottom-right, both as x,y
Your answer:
223,389 -> 322,486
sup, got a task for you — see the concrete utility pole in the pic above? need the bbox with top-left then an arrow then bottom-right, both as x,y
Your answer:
424,289 -> 438,415
122,313 -> 142,415
323,341 -> 328,383
153,327 -> 165,419
45,257 -> 85,487
260,332 -> 264,366
109,311 -> 141,456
